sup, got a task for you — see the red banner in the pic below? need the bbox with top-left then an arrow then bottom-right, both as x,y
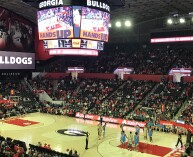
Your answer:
75,112 -> 146,127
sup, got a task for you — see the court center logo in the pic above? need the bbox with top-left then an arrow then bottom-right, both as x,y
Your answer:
57,129 -> 87,136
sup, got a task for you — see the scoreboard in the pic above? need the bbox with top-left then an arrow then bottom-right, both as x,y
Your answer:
37,0 -> 110,55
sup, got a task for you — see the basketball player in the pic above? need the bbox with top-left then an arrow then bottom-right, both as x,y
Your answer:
143,125 -> 148,140
134,132 -> 139,151
136,125 -> 140,135
148,126 -> 153,142
99,116 -> 103,125
102,123 -> 107,138
127,131 -> 133,150
135,125 -> 140,141
120,130 -> 127,148
98,123 -> 102,140
120,123 -> 124,132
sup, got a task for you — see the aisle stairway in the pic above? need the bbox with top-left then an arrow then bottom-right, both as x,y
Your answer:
21,80 -> 39,106
174,100 -> 188,120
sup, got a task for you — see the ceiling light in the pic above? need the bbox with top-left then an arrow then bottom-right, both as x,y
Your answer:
115,21 -> 121,27
179,18 -> 185,23
125,20 -> 131,27
167,18 -> 173,24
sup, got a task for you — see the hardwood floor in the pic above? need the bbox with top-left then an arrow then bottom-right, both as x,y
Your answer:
0,113 -> 186,157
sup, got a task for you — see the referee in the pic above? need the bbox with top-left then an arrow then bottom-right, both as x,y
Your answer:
175,132 -> 183,148
85,132 -> 90,150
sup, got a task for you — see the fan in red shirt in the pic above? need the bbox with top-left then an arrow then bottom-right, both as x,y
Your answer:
13,152 -> 19,157
14,144 -> 19,152
18,146 -> 24,156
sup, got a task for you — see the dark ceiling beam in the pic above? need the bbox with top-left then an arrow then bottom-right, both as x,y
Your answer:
108,0 -> 125,7
178,1 -> 193,14
161,0 -> 189,14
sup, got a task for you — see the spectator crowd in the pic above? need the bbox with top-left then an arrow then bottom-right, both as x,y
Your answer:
1,46 -> 193,156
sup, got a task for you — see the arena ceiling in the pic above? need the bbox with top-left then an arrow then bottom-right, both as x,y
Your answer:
0,0 -> 193,24
111,0 -> 193,23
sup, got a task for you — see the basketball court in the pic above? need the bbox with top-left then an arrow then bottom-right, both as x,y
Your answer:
0,113 -> 186,157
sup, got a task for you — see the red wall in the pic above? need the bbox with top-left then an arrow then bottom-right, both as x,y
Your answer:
124,74 -> 173,82
78,73 -> 117,79
41,73 -> 176,82
43,73 -> 70,79
183,76 -> 193,82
